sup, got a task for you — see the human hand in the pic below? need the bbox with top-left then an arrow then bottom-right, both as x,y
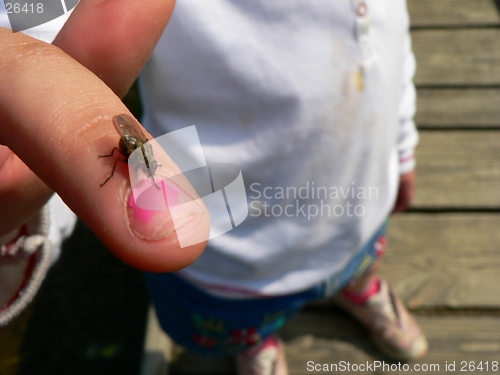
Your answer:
0,1 -> 210,272
391,170 -> 416,213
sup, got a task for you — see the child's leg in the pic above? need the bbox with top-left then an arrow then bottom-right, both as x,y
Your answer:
236,334 -> 288,375
343,258 -> 380,293
335,235 -> 428,360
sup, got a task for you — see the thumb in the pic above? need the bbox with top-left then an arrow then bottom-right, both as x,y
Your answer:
0,29 -> 210,272
53,0 -> 175,97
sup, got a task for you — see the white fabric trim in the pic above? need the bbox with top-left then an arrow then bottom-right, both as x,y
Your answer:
0,205 -> 52,326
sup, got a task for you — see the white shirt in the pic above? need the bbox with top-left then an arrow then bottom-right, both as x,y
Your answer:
139,0 -> 418,295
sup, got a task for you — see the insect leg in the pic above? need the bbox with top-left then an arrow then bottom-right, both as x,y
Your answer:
99,147 -> 122,159
100,157 -> 127,187
148,168 -> 161,189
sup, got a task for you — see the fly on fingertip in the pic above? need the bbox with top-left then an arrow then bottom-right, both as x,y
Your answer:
99,114 -> 160,189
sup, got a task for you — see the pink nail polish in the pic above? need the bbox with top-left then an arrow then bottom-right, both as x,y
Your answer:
126,178 -> 206,243
127,192 -> 176,241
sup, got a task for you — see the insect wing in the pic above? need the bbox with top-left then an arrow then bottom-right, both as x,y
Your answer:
112,114 -> 160,188
112,114 -> 148,154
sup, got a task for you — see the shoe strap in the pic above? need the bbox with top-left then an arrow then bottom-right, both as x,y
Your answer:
388,285 -> 407,331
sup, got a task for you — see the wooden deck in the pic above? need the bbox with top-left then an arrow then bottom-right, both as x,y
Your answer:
1,1 -> 500,374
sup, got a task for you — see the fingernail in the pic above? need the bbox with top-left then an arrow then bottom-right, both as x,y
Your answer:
126,178 -> 205,242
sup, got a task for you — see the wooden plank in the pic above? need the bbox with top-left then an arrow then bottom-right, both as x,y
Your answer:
169,312 -> 500,374
412,29 -> 500,86
413,131 -> 500,208
380,214 -> 500,309
416,89 -> 500,128
408,0 -> 500,27
282,311 -> 500,375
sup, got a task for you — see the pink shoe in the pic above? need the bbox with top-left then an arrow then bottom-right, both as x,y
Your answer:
236,335 -> 289,375
334,279 -> 428,360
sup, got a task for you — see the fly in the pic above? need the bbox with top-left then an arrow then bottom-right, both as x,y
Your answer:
99,114 -> 160,188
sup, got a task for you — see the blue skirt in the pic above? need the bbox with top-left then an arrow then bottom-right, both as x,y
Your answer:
145,220 -> 387,355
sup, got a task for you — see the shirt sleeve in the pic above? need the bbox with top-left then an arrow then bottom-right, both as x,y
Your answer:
397,31 -> 419,175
